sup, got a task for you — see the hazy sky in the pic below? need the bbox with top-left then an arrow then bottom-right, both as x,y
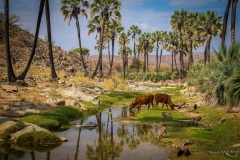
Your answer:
0,0 -> 239,56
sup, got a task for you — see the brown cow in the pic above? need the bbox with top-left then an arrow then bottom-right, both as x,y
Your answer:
155,93 -> 175,110
129,94 -> 154,111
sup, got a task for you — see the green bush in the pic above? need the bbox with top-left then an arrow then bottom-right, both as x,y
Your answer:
16,131 -> 61,146
187,43 -> 240,107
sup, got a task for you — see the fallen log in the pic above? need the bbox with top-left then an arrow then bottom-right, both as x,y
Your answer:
162,112 -> 173,120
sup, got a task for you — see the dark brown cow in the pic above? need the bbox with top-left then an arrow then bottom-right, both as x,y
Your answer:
129,94 -> 154,111
155,93 -> 175,110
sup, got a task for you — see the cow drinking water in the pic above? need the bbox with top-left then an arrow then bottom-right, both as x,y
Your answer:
129,94 -> 154,111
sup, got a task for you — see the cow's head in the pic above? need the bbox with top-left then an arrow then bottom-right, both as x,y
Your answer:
129,102 -> 134,111
170,104 -> 176,110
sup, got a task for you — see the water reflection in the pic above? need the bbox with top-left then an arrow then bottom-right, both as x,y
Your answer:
0,106 -> 170,160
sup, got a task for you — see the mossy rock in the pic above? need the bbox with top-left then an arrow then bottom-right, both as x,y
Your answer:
16,131 -> 61,146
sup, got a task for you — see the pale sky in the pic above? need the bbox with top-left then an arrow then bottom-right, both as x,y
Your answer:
0,0 -> 239,56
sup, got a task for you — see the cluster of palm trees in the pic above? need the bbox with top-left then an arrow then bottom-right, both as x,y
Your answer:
4,0 -> 238,82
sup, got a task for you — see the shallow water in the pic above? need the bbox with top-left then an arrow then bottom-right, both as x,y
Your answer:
0,106 -> 170,160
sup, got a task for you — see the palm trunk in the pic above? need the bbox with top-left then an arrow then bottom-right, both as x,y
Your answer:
92,19 -> 106,78
133,37 -> 137,72
5,0 -> 16,82
179,52 -> 184,79
76,16 -> 88,76
204,44 -> 207,65
18,0 -> 45,80
188,40 -> 193,69
108,40 -> 110,64
159,49 -> 162,72
147,52 -> 149,72
171,50 -> 173,72
221,0 -> 232,47
108,37 -> 115,76
231,0 -> 237,44
206,37 -> 211,63
143,50 -> 147,73
156,42 -> 159,72
137,52 -> 140,73
174,52 -> 179,73
45,0 -> 57,79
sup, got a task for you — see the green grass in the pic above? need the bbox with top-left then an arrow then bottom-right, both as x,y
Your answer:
133,106 -> 240,153
21,106 -> 83,131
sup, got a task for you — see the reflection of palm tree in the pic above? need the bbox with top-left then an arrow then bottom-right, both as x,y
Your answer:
74,118 -> 83,160
46,151 -> 50,160
30,151 -> 35,160
127,124 -> 140,150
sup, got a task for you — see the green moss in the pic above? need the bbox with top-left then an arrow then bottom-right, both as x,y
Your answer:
21,106 -> 83,131
16,131 -> 61,146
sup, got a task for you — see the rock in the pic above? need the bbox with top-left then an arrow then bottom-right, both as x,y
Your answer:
0,121 -> 17,134
1,84 -> 18,92
1,105 -> 10,111
10,122 -> 49,141
56,99 -> 65,106
60,137 -> 68,142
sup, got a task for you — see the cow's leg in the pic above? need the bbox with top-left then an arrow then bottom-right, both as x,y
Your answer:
156,101 -> 158,110
162,102 -> 164,109
147,103 -> 150,109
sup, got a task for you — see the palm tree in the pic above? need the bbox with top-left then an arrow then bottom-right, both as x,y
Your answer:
18,0 -> 45,81
117,32 -> 130,78
151,30 -> 165,72
162,31 -> 179,73
183,11 -> 202,69
139,32 -> 152,73
171,9 -> 186,78
198,10 -> 222,64
105,21 -> 124,76
221,0 -> 232,47
4,0 -> 16,82
45,0 -> 57,79
127,25 -> 142,72
90,0 -> 121,78
60,0 -> 89,76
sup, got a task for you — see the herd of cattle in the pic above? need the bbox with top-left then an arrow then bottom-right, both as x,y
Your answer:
129,93 -> 176,111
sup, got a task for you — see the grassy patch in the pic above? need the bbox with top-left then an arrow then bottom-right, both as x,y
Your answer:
0,121 -> 25,141
16,131 -> 61,146
134,106 -> 240,153
21,106 -> 83,131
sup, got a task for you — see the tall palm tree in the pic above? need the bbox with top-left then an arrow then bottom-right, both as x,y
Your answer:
139,32 -> 152,73
127,25 -> 142,72
183,11 -> 201,69
4,0 -> 16,82
18,0 -> 45,81
198,10 -> 222,64
45,0 -> 57,79
105,21 -> 124,76
117,32 -> 130,78
90,0 -> 121,78
221,0 -> 232,47
162,31 -> 179,73
60,0 -> 89,76
151,30 -> 165,72
171,9 -> 186,78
